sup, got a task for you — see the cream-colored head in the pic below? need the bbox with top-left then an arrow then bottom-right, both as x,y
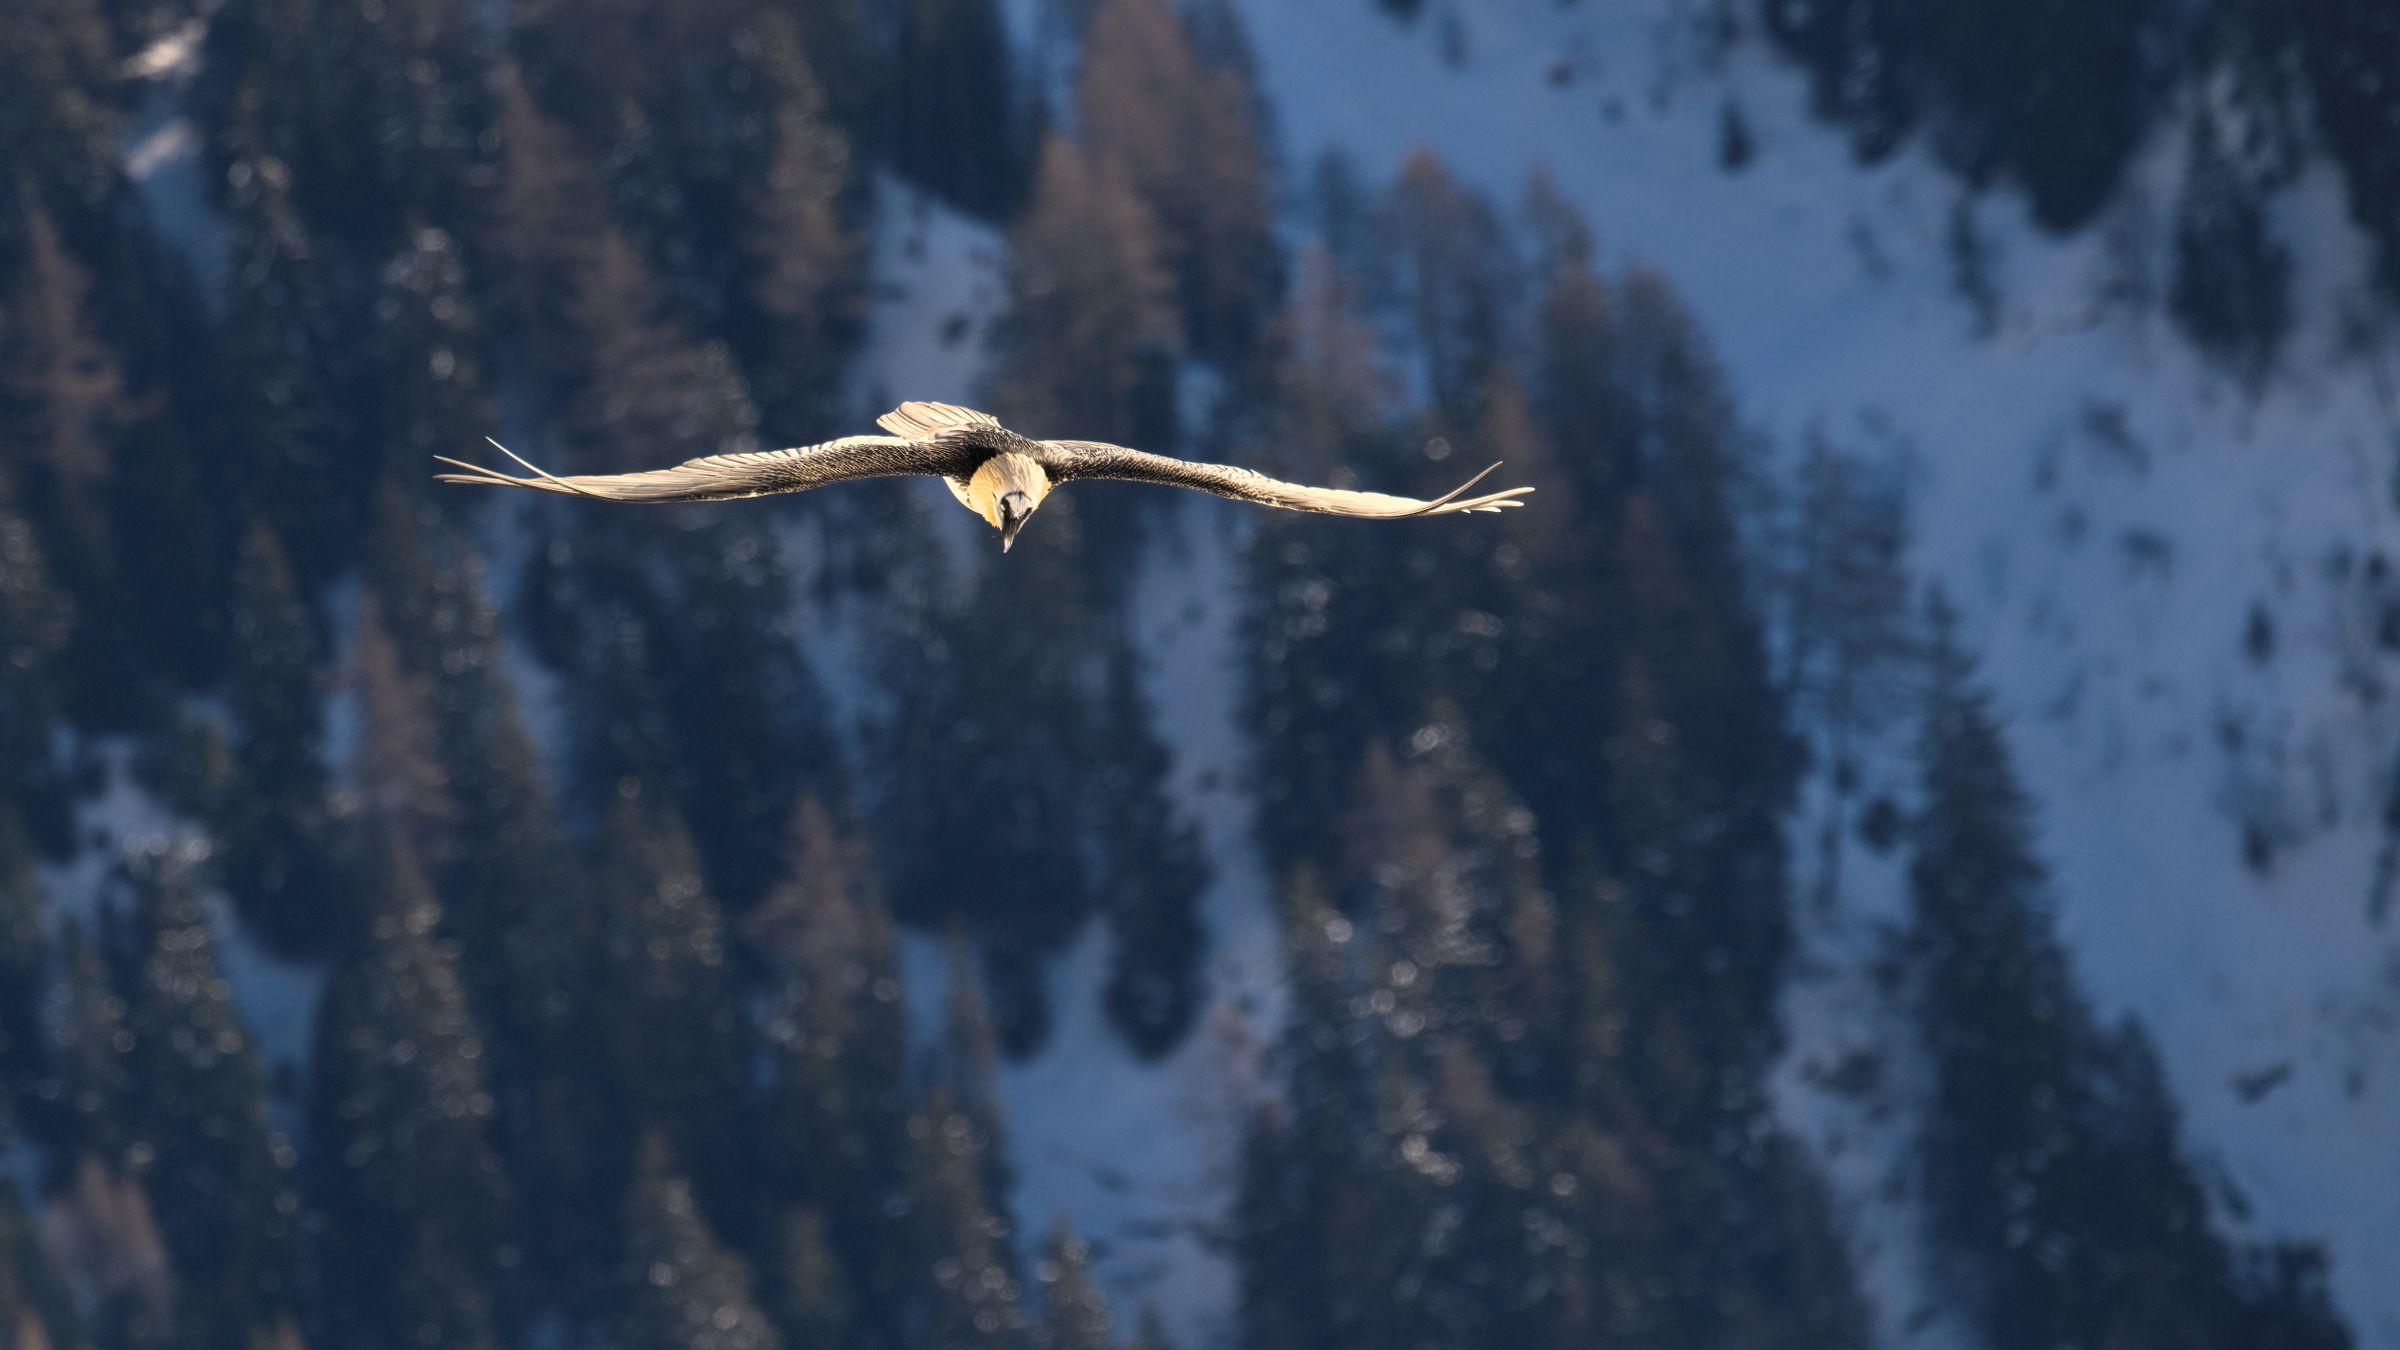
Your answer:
963,452 -> 1052,552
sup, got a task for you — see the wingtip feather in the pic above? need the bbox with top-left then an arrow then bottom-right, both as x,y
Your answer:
432,439 -> 598,497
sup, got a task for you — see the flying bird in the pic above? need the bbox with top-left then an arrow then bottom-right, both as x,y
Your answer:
436,402 -> 1531,551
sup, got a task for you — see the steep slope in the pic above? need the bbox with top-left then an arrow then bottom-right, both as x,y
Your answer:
1227,0 -> 2400,1342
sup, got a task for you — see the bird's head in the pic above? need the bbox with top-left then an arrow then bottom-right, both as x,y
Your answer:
969,451 -> 1051,553
996,490 -> 1037,552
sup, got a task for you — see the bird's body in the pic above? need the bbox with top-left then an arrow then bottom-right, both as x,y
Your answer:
437,401 -> 1529,550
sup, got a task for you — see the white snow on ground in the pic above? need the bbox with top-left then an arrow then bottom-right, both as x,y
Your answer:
121,17 -> 209,82
855,173 -> 1011,420
1229,0 -> 2400,1342
1774,743 -> 1978,1350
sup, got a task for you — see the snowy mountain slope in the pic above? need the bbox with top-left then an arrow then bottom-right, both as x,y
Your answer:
1225,0 -> 2400,1341
67,2 -> 2397,1344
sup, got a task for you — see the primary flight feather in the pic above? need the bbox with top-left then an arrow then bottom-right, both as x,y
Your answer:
436,401 -> 1532,551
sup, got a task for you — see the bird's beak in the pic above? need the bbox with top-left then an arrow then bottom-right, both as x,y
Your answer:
997,491 -> 1033,553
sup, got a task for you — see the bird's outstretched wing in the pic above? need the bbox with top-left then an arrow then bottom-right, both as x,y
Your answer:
435,435 -> 978,504
1039,441 -> 1532,518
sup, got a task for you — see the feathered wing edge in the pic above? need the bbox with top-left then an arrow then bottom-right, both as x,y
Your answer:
1384,461 -> 1530,516
435,434 -> 965,505
1042,440 -> 1534,518
434,438 -> 606,498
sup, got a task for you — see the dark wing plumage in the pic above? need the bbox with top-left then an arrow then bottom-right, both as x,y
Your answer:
1037,440 -> 1532,518
435,434 -> 978,504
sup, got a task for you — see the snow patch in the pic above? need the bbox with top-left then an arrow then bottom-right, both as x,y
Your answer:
122,18 -> 208,82
853,173 -> 1010,421
1773,744 -> 1977,1350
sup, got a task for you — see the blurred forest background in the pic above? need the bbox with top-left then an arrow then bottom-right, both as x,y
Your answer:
0,0 -> 2393,1347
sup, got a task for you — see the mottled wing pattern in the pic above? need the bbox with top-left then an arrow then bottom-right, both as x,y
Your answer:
1037,440 -> 1532,518
435,435 -> 976,504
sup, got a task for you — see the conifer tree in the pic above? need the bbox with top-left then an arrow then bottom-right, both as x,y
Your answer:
0,0 -> 118,201
753,797 -> 902,1177
1075,0 -> 1280,362
0,1179 -> 79,1350
886,0 -> 1031,219
1263,246 -> 1393,482
752,798 -> 906,1321
1232,872 -> 1355,1350
1125,1304 -> 1176,1350
1518,170 -> 1594,281
509,0 -> 843,348
1375,151 -> 1514,423
1776,432 -> 1914,902
991,135 -> 1180,446
220,520 -> 338,956
2,193 -> 124,514
0,813 -> 43,1137
931,934 -> 1015,1213
306,838 -> 514,1350
881,516 -> 1102,1052
362,495 -> 612,1310
9,0 -> 114,99
39,1153 -> 175,1349
43,920 -> 130,1169
765,1205 -> 852,1350
214,153 -> 365,585
592,801 -> 748,1179
1094,646 -> 1210,1058
736,26 -> 863,433
1910,602 -> 2351,1350
562,226 -> 760,476
648,518 -> 842,910
618,1131 -> 783,1350
367,226 -> 491,501
904,1081 -> 1027,1350
989,133 -> 1180,579
345,599 -> 456,870
499,106 -> 841,910
1526,256 -> 1628,513
194,0 -> 486,251
1763,0 -> 2160,230
0,193 -> 156,725
489,65 -> 611,398
1032,1219 -> 1113,1350
114,847 -> 301,1350
0,474 -> 74,850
